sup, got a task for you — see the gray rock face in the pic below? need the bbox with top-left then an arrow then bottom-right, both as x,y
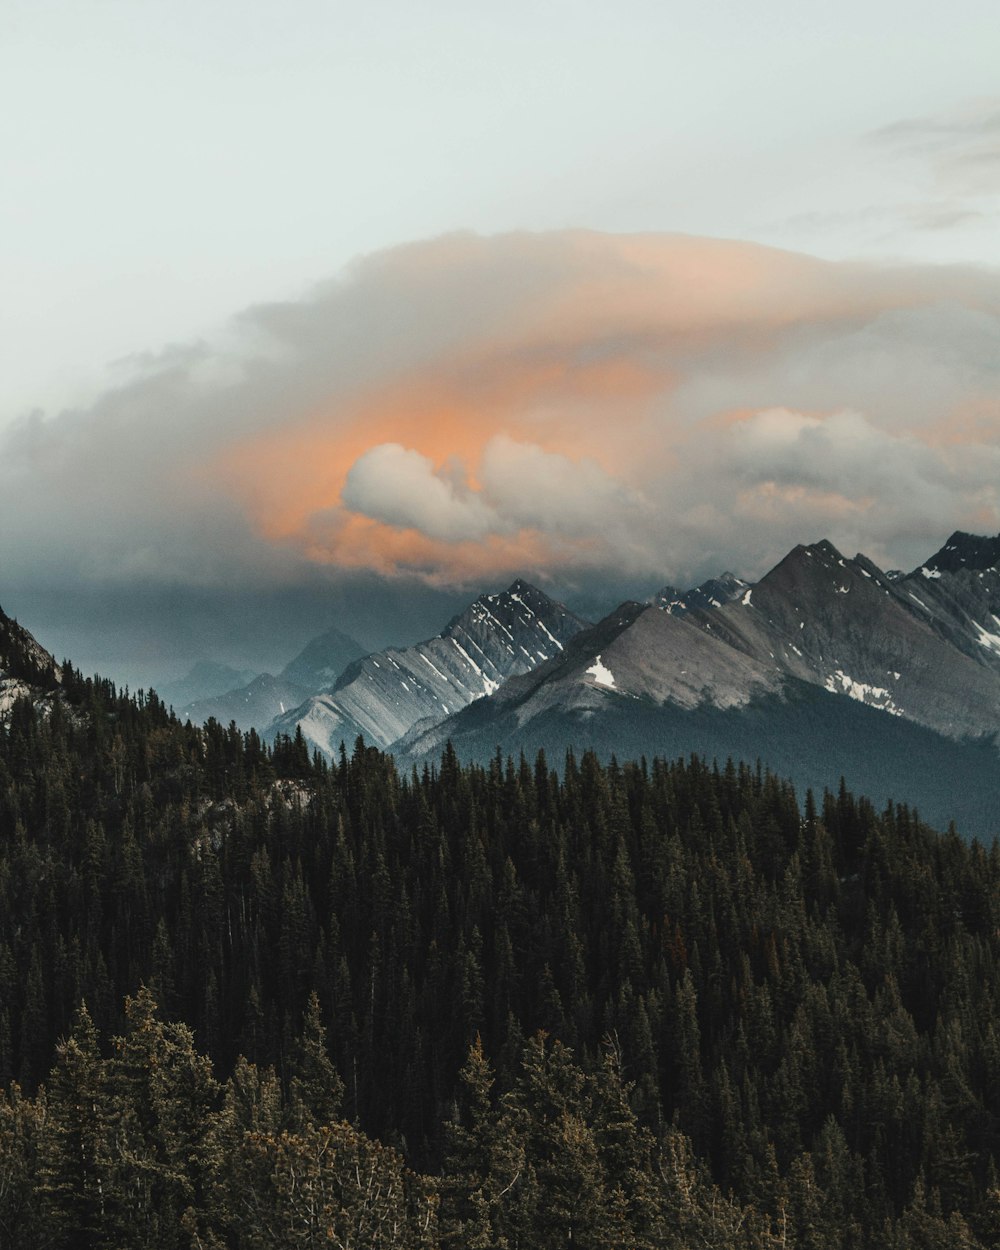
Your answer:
724,540 -> 1000,739
268,579 -> 589,757
894,531 -> 1000,667
403,534 -> 1000,765
0,605 -> 61,719
653,572 -> 750,615
918,530 -> 1000,575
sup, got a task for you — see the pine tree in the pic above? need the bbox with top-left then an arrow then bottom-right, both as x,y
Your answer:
440,1035 -> 519,1250
109,986 -> 220,1247
0,1081 -> 47,1248
288,990 -> 344,1129
502,1034 -> 609,1249
37,1003 -> 114,1249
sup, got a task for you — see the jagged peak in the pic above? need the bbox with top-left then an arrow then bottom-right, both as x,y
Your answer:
446,578 -> 587,637
486,578 -> 551,606
776,538 -> 849,570
503,576 -> 539,596
653,571 -> 750,615
652,583 -> 682,601
915,530 -> 1000,575
805,538 -> 845,561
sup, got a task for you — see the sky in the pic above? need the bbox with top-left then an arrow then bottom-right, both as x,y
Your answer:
2,0 -> 999,687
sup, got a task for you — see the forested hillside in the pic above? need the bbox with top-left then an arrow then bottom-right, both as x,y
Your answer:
1,670 -> 999,1246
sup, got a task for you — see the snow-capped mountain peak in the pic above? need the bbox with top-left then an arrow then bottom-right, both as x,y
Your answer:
268,580 -> 589,756
397,533 -> 1000,833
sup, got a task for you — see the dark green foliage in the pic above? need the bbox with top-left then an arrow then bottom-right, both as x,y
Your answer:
1,672 -> 1000,1245
38,1003 -> 112,1249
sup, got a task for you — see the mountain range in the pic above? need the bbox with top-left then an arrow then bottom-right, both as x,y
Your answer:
175,623 -> 367,731
397,532 -> 1000,833
267,579 -> 587,756
156,660 -> 259,710
4,529 -> 1000,834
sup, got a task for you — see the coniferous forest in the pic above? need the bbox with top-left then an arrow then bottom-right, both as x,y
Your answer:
2,668 -> 1000,1247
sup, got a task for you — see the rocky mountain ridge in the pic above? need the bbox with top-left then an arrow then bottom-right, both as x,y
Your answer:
268,579 -> 588,757
178,623 -> 366,731
408,533 -> 1000,753
652,571 -> 750,615
0,605 -> 62,718
397,532 -> 1000,833
6,530 -> 1000,832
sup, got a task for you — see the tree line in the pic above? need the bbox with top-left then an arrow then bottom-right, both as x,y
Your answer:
1,664 -> 999,1245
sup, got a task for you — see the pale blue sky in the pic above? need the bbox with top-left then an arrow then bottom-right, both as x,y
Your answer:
3,0 -> 999,423
3,1 -> 1000,685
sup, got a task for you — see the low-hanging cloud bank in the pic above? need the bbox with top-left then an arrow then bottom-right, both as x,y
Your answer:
3,229 -> 1000,610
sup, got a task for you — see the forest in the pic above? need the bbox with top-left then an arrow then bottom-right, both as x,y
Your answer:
1,666 -> 999,1247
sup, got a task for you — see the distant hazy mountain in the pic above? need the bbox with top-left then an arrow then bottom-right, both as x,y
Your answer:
278,624 -> 367,690
180,673 -> 311,732
399,534 -> 1000,834
268,579 -> 588,757
179,622 -> 366,732
157,660 -> 259,710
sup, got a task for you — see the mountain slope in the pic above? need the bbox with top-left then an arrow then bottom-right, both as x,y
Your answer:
178,623 -> 366,731
400,536 -> 1000,834
180,672 -> 311,731
894,529 -> 1000,664
711,539 -> 1000,738
158,660 -> 259,709
0,605 -> 62,717
268,579 -> 588,756
279,623 -> 367,689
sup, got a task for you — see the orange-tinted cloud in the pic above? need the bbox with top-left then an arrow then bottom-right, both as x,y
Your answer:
3,229 -> 1000,597
202,231 -> 1000,584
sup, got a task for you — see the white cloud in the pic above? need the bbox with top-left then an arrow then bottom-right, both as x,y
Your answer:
342,443 -> 501,542
479,435 -> 648,539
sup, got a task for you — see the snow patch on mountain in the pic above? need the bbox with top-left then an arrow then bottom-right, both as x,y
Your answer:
973,617 -> 1000,654
824,670 -> 901,715
585,656 -> 616,688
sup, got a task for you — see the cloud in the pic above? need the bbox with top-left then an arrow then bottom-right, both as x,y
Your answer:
2,228 -> 1000,620
479,435 -> 649,539
764,99 -> 1000,256
342,443 -> 500,541
701,407 -> 1000,571
869,98 -> 1000,207
340,435 -> 646,550
871,99 -> 1000,162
